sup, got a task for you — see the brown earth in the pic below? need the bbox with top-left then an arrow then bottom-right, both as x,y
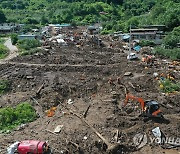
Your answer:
0,28 -> 179,154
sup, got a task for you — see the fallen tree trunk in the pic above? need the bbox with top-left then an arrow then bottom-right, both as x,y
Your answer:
36,83 -> 44,95
83,104 -> 91,118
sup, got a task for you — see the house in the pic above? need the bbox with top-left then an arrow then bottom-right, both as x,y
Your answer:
0,23 -> 19,34
18,34 -> 37,40
130,28 -> 165,44
47,24 -> 71,35
48,24 -> 71,30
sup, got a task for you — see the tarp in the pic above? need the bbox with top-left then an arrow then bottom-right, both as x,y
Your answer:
49,24 -> 70,27
134,45 -> 141,52
152,127 -> 161,138
7,142 -> 20,154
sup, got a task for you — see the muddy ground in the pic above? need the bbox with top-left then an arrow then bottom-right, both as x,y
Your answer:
0,28 -> 180,154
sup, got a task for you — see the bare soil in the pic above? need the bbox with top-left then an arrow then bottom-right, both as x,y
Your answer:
0,28 -> 179,154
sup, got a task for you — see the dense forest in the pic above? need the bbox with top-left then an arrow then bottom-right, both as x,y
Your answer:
0,0 -> 179,33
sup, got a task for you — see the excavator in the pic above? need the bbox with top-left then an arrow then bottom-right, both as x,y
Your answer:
141,55 -> 155,64
124,93 -> 164,119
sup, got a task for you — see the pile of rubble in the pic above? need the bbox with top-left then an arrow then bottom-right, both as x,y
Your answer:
0,27 -> 179,154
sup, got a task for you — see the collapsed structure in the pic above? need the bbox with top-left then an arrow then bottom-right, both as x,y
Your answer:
0,26 -> 179,154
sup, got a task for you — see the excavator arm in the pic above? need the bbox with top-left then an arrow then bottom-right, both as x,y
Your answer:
124,93 -> 145,111
124,94 -> 164,119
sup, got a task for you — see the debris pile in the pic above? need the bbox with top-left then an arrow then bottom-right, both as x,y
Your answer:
0,26 -> 179,154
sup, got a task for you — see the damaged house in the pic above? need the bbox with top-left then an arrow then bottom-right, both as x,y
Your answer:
130,28 -> 165,44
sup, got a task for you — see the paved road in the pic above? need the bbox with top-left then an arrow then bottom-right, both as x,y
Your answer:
0,38 -> 18,63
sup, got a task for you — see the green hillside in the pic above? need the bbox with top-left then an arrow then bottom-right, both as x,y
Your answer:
0,0 -> 179,33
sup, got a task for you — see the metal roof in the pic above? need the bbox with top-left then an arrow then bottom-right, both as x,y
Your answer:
131,32 -> 156,35
49,24 -> 70,27
131,28 -> 158,32
18,34 -> 36,37
0,26 -> 13,30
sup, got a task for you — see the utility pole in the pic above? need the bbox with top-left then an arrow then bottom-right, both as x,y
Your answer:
98,19 -> 100,47
128,24 -> 131,56
98,11 -> 108,47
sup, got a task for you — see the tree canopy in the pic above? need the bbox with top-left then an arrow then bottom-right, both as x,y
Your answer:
0,0 -> 179,32
0,9 -> 6,23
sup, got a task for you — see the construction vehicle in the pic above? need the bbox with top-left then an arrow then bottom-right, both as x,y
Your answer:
141,55 -> 155,64
8,140 -> 51,154
124,94 -> 163,119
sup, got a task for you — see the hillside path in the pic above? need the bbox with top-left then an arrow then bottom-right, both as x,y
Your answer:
0,38 -> 19,64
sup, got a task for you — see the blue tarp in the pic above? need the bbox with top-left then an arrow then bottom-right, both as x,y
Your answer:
59,24 -> 71,27
49,24 -> 71,27
133,45 -> 141,52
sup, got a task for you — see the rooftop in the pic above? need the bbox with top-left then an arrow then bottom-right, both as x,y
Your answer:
0,27 -> 12,30
142,25 -> 166,28
131,32 -> 157,35
131,28 -> 158,32
49,24 -> 71,27
18,34 -> 36,37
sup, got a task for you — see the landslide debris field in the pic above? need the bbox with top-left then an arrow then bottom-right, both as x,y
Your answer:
0,28 -> 180,154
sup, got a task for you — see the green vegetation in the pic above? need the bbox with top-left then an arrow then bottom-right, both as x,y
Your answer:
154,26 -> 180,60
1,0 -> 179,32
163,26 -> 180,49
139,40 -> 156,47
0,79 -> 10,94
20,48 -> 42,56
17,39 -> 41,55
154,47 -> 180,60
0,0 -> 179,59
10,33 -> 18,45
0,38 -> 8,59
18,39 -> 40,50
0,102 -> 37,132
0,38 -> 5,44
0,9 -> 6,23
160,79 -> 180,93
0,34 -> 9,37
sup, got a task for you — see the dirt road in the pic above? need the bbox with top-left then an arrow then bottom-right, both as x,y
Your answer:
0,38 -> 18,63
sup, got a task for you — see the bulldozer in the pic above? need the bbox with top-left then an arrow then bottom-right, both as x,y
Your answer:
124,94 -> 163,119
